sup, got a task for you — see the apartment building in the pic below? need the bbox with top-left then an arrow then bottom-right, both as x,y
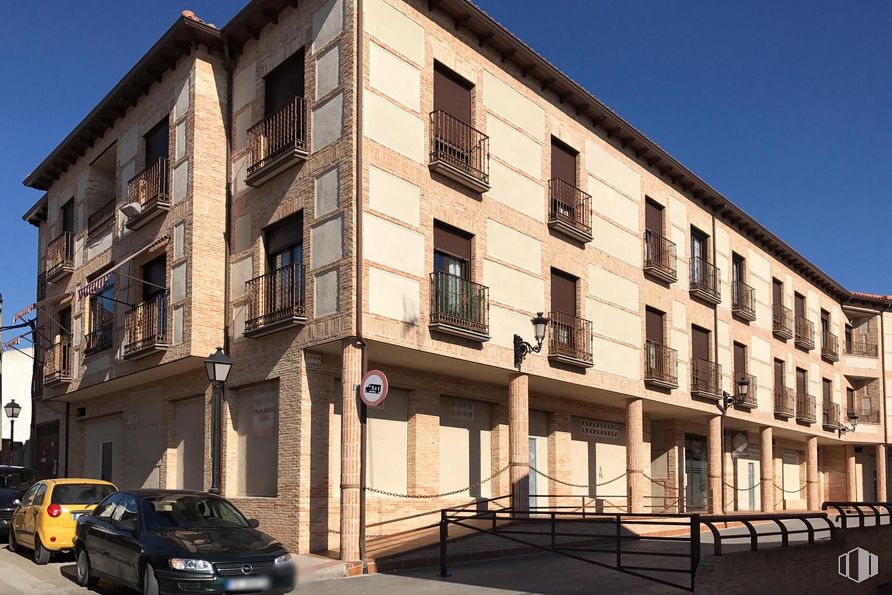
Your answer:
21,0 -> 891,560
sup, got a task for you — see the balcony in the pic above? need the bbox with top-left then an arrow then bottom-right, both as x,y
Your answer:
36,271 -> 47,302
547,178 -> 592,243
643,230 -> 677,283
644,341 -> 678,389
794,317 -> 815,351
691,358 -> 722,400
820,331 -> 839,363
428,110 -> 490,193
822,402 -> 840,431
84,323 -> 113,356
774,386 -> 795,418
123,292 -> 169,359
429,272 -> 490,342
244,263 -> 306,338
845,337 -> 878,358
125,158 -> 170,230
547,311 -> 593,368
245,96 -> 308,187
43,341 -> 73,386
772,304 -> 793,340
689,257 -> 721,305
87,199 -> 116,239
850,388 -> 880,424
731,280 -> 756,321
46,232 -> 74,282
733,372 -> 758,409
796,394 -> 816,424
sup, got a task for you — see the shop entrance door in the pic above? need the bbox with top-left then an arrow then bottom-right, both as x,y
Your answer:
685,434 -> 708,511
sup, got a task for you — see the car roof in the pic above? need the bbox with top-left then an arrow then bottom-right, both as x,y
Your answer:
117,489 -> 213,498
45,478 -> 117,487
0,465 -> 32,472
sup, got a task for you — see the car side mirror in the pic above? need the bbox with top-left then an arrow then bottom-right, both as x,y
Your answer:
12,499 -> 21,507
247,518 -> 260,529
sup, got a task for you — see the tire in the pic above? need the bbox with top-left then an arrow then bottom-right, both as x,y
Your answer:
8,528 -> 19,553
143,562 -> 160,595
75,548 -> 99,588
34,534 -> 51,565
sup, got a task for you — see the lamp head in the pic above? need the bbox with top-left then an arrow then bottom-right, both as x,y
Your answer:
531,312 -> 549,344
3,400 -> 21,420
737,375 -> 750,397
847,410 -> 859,432
205,347 -> 232,383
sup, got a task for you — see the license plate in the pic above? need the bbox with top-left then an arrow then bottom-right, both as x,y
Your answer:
224,576 -> 271,592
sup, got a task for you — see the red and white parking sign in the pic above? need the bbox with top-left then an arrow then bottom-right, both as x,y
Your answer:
360,369 -> 389,407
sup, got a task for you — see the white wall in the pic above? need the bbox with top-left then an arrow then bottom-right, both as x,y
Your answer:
1,348 -> 34,446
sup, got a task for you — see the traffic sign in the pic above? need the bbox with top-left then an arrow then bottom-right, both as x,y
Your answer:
360,369 -> 389,408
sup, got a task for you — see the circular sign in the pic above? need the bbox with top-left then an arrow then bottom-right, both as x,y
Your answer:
360,369 -> 389,408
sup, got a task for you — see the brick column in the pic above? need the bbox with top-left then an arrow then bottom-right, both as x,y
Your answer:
707,415 -> 722,514
845,445 -> 857,501
626,398 -> 645,513
508,373 -> 530,513
806,436 -> 819,510
760,426 -> 774,512
339,339 -> 363,561
877,444 -> 887,502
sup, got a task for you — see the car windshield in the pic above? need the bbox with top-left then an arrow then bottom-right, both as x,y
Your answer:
0,469 -> 37,490
142,495 -> 250,531
51,484 -> 115,505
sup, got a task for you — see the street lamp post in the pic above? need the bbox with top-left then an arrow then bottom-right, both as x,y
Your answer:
205,347 -> 232,495
4,399 -> 22,465
838,410 -> 859,438
513,313 -> 550,370
718,376 -> 751,513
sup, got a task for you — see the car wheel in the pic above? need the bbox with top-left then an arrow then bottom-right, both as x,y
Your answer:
76,548 -> 99,588
8,528 -> 19,553
34,534 -> 51,565
143,562 -> 160,595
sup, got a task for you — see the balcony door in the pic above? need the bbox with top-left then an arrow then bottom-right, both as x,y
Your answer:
732,253 -> 744,286
550,269 -> 577,347
794,293 -> 805,320
733,342 -> 747,383
772,278 -> 783,308
692,326 -> 710,362
796,368 -> 807,397
144,117 -> 169,166
58,306 -> 72,342
821,309 -> 830,337
265,213 -> 304,316
434,63 -> 471,124
142,256 -> 167,302
433,222 -> 473,323
550,138 -> 577,185
61,199 -> 75,234
684,434 -> 708,511
690,229 -> 707,283
265,48 -> 306,116
774,359 -> 785,391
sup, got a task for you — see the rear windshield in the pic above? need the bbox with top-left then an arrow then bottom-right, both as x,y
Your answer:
51,484 -> 116,506
0,469 -> 38,490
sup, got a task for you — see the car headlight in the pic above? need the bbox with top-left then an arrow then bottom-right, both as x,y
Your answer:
274,553 -> 292,566
170,558 -> 213,572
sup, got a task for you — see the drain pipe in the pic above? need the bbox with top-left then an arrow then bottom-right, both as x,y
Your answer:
712,206 -> 726,514
880,304 -> 889,499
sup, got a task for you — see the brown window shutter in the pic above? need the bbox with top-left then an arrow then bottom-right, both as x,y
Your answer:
772,279 -> 783,305
733,342 -> 747,375
550,269 -> 577,315
434,63 -> 472,124
266,212 -> 304,255
691,326 -> 710,361
645,200 -> 663,234
645,308 -> 664,344
265,48 -> 306,115
433,221 -> 471,261
550,138 -> 577,184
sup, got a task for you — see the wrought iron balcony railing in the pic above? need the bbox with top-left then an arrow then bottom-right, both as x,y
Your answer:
87,199 -> 115,238
822,402 -> 840,430
689,256 -> 721,304
644,341 -> 678,389
795,317 -> 815,351
429,271 -> 490,341
691,358 -> 722,399
84,323 -> 113,356
125,158 -> 170,229
772,304 -> 793,340
734,372 -> 757,408
547,178 -> 592,242
429,109 -> 490,192
43,341 -> 73,386
46,232 -> 74,281
643,230 -> 677,283
123,291 -> 169,358
845,337 -> 878,358
547,311 -> 593,368
244,263 -> 306,337
246,96 -> 308,185
821,331 -> 839,362
796,393 -> 816,424
731,280 -> 756,321
774,386 -> 795,418
850,387 -> 881,424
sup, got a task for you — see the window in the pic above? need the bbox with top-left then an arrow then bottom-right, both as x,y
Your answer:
732,253 -> 745,285
88,276 -> 114,353
265,48 -> 306,116
774,359 -> 785,389
645,307 -> 665,345
794,292 -> 806,319
733,342 -> 747,378
690,227 -> 708,284
141,255 -> 167,302
550,269 -> 577,316
645,199 -> 664,235
796,368 -> 807,396
433,221 -> 472,279
100,442 -> 114,483
821,309 -> 830,336
32,484 -> 48,507
236,383 -> 279,497
550,137 -> 577,185
691,325 -> 711,362
21,483 -> 40,507
265,212 -> 304,271
822,378 -> 832,404
144,117 -> 169,166
433,62 -> 472,124
58,306 -> 72,341
96,493 -> 121,520
61,199 -> 75,234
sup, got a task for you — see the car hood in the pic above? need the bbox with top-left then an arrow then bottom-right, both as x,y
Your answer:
0,487 -> 25,509
148,527 -> 287,562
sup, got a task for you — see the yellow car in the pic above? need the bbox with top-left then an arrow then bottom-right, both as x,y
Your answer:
9,478 -> 116,564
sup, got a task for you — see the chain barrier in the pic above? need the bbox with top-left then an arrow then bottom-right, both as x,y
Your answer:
530,465 -> 627,489
363,464 -> 510,499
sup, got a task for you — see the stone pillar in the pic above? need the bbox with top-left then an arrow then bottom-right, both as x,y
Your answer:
877,444 -> 888,502
339,340 -> 363,561
707,415 -> 722,514
626,398 -> 645,513
846,445 -> 857,501
508,373 -> 530,513
760,426 -> 774,512
806,437 -> 819,510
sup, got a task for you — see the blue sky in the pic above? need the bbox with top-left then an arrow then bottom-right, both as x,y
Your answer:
2,1 -> 891,322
